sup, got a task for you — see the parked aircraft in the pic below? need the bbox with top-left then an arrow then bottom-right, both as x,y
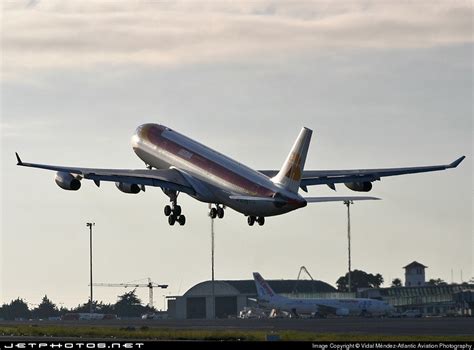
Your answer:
16,123 -> 464,226
253,272 -> 394,317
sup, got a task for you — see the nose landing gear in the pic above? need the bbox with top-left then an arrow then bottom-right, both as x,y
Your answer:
247,216 -> 255,226
209,204 -> 225,219
247,216 -> 265,226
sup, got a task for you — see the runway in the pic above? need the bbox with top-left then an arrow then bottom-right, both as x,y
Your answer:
1,317 -> 473,336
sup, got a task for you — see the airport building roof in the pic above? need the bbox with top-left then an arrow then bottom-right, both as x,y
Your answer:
227,279 -> 336,294
403,261 -> 428,269
182,279 -> 336,297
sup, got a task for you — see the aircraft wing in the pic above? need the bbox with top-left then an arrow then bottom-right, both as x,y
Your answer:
15,153 -> 195,195
259,156 -> 465,191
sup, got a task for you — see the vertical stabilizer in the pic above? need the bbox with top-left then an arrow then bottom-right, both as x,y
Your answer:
272,127 -> 312,193
253,272 -> 277,301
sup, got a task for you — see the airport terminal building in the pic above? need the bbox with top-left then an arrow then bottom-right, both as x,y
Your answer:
359,284 -> 473,316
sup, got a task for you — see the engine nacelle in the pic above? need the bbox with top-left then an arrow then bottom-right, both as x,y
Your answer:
335,308 -> 350,316
344,181 -> 373,192
55,172 -> 81,191
115,182 -> 142,194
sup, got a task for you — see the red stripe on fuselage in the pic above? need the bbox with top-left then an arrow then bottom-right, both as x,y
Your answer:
140,124 -> 276,197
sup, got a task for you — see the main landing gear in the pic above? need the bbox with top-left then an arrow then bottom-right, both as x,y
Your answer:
164,204 -> 186,226
247,216 -> 265,226
209,204 -> 225,219
163,189 -> 186,226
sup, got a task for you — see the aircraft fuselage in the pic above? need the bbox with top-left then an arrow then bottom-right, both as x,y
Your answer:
131,123 -> 306,217
262,296 -> 393,317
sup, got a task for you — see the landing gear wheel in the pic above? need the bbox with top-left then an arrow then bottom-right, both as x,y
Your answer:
210,208 -> 217,219
257,216 -> 265,226
164,205 -> 172,216
168,215 -> 176,226
217,207 -> 224,219
178,215 -> 186,226
247,216 -> 255,226
174,205 -> 182,217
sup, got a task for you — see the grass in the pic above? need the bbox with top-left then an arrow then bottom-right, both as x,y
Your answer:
0,325 -> 473,341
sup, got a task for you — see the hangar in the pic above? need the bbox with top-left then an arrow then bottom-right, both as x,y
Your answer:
167,278 -> 340,319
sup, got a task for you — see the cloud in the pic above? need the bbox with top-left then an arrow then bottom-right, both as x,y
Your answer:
0,119 -> 54,139
1,1 -> 472,79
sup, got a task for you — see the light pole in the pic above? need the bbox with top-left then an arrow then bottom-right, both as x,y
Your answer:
343,201 -> 353,293
209,204 -> 215,319
86,222 -> 95,314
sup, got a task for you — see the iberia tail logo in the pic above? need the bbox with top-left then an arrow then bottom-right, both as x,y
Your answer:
284,152 -> 302,181
255,273 -> 274,297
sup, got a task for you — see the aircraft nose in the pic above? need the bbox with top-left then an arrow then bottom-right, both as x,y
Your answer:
131,123 -> 166,149
135,123 -> 151,135
131,125 -> 145,149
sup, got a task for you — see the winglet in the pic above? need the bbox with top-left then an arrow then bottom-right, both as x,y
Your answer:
449,156 -> 465,168
15,152 -> 23,165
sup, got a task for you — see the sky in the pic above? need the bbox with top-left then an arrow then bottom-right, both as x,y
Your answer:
1,1 -> 472,310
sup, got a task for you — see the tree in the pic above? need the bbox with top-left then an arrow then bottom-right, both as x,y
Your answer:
114,289 -> 150,318
70,292 -> 149,317
391,278 -> 402,287
94,301 -> 114,315
58,305 -> 70,316
0,298 -> 31,320
426,278 -> 447,286
71,300 -> 104,314
31,295 -> 59,319
336,269 -> 384,292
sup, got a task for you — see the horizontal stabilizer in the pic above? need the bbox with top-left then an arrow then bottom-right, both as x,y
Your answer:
230,195 -> 379,203
229,195 -> 278,202
305,196 -> 380,203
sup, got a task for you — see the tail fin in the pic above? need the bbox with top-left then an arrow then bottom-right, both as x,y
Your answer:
253,272 -> 277,301
272,127 -> 312,193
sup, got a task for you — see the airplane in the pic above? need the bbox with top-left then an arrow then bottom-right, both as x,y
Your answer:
15,123 -> 465,227
252,272 -> 394,317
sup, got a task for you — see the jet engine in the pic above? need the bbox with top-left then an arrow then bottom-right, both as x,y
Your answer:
344,181 -> 372,192
55,172 -> 81,191
335,308 -> 350,316
115,182 -> 142,194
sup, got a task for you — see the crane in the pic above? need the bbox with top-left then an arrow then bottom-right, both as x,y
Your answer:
292,266 -> 315,295
93,278 -> 168,309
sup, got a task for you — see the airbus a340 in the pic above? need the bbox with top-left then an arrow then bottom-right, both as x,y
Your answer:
16,123 -> 464,226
